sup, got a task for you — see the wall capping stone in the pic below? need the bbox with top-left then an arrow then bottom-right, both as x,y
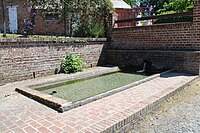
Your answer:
0,38 -> 107,43
113,22 -> 192,30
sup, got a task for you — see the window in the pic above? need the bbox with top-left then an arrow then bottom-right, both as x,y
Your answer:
45,14 -> 59,21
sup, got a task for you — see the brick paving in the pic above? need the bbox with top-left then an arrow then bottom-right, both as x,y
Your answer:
0,71 -> 197,133
129,77 -> 200,133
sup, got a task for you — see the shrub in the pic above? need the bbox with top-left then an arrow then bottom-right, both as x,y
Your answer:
61,54 -> 84,74
89,23 -> 104,38
73,21 -> 104,38
73,21 -> 90,37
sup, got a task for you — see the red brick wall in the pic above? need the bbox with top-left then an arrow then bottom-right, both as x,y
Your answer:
33,15 -> 65,35
0,38 -> 107,85
106,0 -> 200,74
113,8 -> 137,27
111,22 -> 194,50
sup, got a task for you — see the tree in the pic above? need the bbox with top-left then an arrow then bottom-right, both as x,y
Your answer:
124,0 -> 140,7
124,0 -> 169,15
66,0 -> 113,37
157,0 -> 193,15
155,0 -> 193,24
29,0 -> 113,37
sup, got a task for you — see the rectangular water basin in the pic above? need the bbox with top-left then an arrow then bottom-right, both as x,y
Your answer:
34,71 -> 148,103
16,68 -> 170,112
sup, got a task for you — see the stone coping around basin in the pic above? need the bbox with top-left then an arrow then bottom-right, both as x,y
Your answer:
107,49 -> 200,53
29,66 -> 120,89
15,87 -> 71,111
16,69 -> 173,112
0,37 -> 107,43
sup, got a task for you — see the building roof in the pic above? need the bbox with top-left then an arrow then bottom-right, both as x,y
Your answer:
111,0 -> 132,9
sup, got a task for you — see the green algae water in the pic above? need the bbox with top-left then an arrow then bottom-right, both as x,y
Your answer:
37,72 -> 148,102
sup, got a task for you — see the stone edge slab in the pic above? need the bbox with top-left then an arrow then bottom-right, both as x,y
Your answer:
0,38 -> 107,43
62,70 -> 173,111
29,67 -> 120,89
16,67 -> 120,112
15,87 -> 71,111
16,70 -> 172,112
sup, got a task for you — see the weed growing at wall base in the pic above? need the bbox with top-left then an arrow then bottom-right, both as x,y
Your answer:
61,54 -> 84,74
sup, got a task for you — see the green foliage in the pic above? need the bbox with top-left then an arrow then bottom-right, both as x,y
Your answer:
154,16 -> 193,24
89,23 -> 104,38
124,0 -> 193,15
72,0 -> 112,37
30,0 -> 62,13
61,54 -> 84,74
123,0 -> 172,16
31,0 -> 113,37
73,21 -> 90,37
124,0 -> 139,6
73,21 -> 104,38
155,0 -> 193,24
157,0 -> 193,15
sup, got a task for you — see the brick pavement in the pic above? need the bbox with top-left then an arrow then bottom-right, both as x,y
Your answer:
0,71 -> 197,133
129,77 -> 200,133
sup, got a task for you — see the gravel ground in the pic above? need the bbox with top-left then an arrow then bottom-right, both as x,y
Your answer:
129,78 -> 200,133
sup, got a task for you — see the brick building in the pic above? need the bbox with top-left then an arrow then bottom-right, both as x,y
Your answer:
111,0 -> 137,27
0,0 -> 66,35
0,0 -> 132,35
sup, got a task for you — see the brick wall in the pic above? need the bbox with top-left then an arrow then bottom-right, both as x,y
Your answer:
106,50 -> 200,74
113,8 -> 136,28
106,0 -> 200,74
0,38 -> 107,85
110,22 -> 194,50
33,15 -> 65,35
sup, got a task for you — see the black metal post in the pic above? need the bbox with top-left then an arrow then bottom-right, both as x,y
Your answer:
1,0 -> 6,37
